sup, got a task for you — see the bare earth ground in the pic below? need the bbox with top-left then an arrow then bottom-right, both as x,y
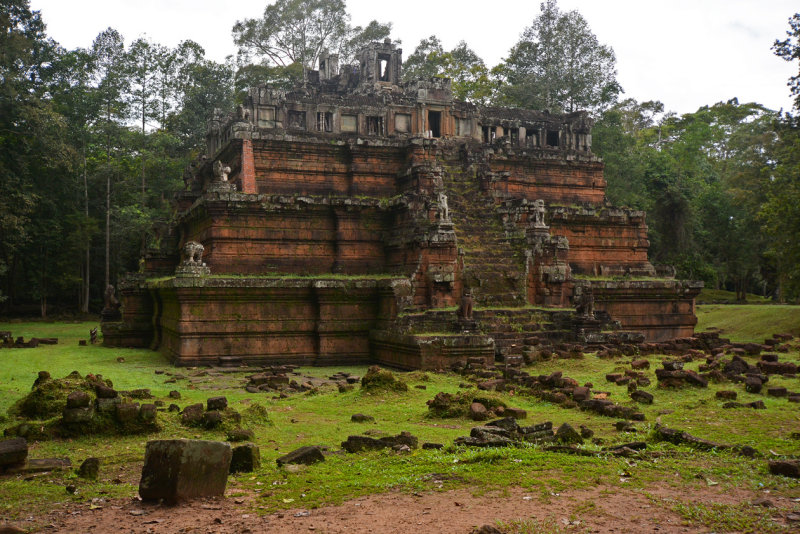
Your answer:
25,483 -> 794,533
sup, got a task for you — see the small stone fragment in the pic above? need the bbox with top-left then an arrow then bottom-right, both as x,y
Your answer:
78,457 -> 100,480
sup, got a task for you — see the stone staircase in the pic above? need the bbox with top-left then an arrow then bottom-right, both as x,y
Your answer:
443,166 -> 527,306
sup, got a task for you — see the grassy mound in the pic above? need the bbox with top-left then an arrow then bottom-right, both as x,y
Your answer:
9,371 -> 111,420
360,365 -> 408,393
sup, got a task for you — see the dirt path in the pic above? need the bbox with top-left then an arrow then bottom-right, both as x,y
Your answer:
24,482 -> 791,533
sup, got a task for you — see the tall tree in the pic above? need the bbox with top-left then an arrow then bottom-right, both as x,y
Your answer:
402,36 -> 495,104
498,0 -> 621,113
773,13 -> 800,111
90,28 -> 127,289
232,0 -> 391,79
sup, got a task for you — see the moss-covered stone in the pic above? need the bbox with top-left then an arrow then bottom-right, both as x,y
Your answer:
360,366 -> 408,393
426,391 -> 506,419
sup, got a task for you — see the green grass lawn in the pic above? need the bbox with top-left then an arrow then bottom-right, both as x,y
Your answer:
697,288 -> 772,304
696,304 -> 800,342
1,309 -> 799,532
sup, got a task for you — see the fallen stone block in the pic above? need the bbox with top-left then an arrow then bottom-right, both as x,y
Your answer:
207,396 -> 228,411
180,403 -> 204,426
139,439 -> 231,503
630,390 -> 653,404
66,390 -> 91,408
469,402 -> 488,421
0,438 -> 28,470
5,457 -> 71,474
555,423 -> 583,445
768,460 -> 800,478
230,443 -> 260,473
745,376 -> 763,394
504,407 -> 527,420
276,445 -> 325,466
486,417 -> 520,432
653,425 -> 727,450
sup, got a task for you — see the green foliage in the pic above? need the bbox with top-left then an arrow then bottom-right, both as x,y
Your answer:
773,13 -> 800,111
498,0 -> 621,113
232,0 -> 392,69
595,97 -> 781,297
0,2 -> 234,315
402,36 -> 495,104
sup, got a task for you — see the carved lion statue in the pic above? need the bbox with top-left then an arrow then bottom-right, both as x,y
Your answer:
181,241 -> 205,266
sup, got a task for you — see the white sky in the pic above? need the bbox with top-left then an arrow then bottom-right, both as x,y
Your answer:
29,0 -> 798,115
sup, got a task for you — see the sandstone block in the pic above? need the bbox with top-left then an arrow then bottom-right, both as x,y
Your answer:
139,439 -> 231,503
94,384 -> 117,399
276,445 -> 325,466
116,403 -> 140,423
66,390 -> 91,409
230,443 -> 260,473
630,390 -> 654,404
469,402 -> 488,421
207,396 -> 228,411
555,423 -> 583,445
768,460 -> 800,478
63,406 -> 94,424
180,403 -> 204,426
0,438 -> 28,470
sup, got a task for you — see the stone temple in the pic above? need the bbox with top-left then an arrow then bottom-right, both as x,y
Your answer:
103,40 -> 702,369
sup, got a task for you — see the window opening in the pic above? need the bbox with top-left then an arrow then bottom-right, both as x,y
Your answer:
526,129 -> 538,147
316,112 -> 332,132
366,116 -> 384,135
546,130 -> 560,147
377,54 -> 391,82
428,110 -> 442,138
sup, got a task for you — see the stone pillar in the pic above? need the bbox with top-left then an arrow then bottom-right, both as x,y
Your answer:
240,139 -> 257,194
518,126 -> 526,147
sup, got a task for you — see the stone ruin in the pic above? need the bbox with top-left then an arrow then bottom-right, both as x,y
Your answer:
103,40 -> 702,369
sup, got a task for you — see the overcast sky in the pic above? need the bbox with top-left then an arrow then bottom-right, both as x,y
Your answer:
29,0 -> 798,115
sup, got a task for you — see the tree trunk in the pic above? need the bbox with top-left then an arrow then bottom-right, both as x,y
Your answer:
82,141 -> 90,313
105,101 -> 111,290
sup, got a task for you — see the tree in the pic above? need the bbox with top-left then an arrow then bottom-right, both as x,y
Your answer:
402,36 -> 495,104
0,0 -> 74,312
499,0 -> 621,113
90,28 -> 128,289
773,13 -> 800,111
232,0 -> 391,76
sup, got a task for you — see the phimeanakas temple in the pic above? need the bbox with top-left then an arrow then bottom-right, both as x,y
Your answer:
103,40 -> 702,369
